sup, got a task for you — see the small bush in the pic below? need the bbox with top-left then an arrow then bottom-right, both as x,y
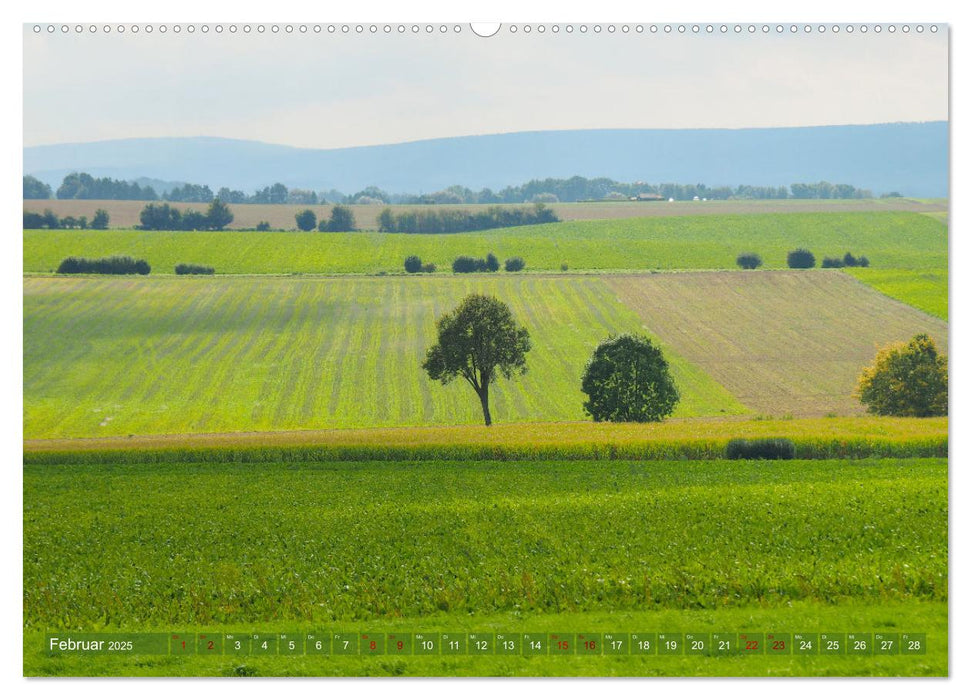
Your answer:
452,256 -> 487,273
858,256 -> 870,267
404,255 -> 423,273
561,262 -> 569,271
725,438 -> 796,460
821,256 -> 845,268
57,256 -> 151,275
736,253 -> 763,270
842,252 -> 858,267
256,221 -> 271,231
294,209 -> 317,232
787,249 -> 816,269
505,257 -> 525,272
420,262 -> 437,273
485,252 -> 500,272
175,263 -> 215,275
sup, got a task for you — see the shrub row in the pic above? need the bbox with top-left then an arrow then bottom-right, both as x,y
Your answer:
403,256 -> 436,273
822,252 -> 871,268
378,203 -> 558,234
725,438 -> 796,460
56,256 -> 150,275
175,263 -> 215,275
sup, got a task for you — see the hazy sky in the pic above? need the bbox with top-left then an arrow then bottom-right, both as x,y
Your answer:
23,25 -> 948,149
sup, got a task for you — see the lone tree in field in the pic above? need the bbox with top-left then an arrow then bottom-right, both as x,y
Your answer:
205,198 -> 234,230
326,204 -> 356,232
736,252 -> 762,270
581,334 -> 679,422
856,333 -> 947,417
91,209 -> 110,230
422,294 -> 531,426
295,209 -> 317,231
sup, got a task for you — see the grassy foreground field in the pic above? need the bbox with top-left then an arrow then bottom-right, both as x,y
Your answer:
24,275 -> 744,439
23,211 -> 947,274
23,197 -> 948,231
608,271 -> 948,417
24,457 -> 947,676
847,268 -> 948,320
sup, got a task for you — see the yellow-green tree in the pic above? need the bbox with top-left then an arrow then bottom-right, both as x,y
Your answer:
856,334 -> 947,417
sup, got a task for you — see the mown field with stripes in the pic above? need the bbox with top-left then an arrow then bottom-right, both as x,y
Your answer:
607,271 -> 947,417
24,274 -> 745,439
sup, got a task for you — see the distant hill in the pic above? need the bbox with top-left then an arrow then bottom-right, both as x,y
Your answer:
24,122 -> 948,197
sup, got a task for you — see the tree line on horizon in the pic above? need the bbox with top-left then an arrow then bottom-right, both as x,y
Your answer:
24,173 -> 881,205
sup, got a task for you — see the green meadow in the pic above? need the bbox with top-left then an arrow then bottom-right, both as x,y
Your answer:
24,458 -> 947,676
23,211 -> 946,274
847,268 -> 948,320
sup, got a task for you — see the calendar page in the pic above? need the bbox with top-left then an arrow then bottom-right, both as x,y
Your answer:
22,17 -> 949,680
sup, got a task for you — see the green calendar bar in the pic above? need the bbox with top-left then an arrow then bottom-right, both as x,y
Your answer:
41,630 -> 930,657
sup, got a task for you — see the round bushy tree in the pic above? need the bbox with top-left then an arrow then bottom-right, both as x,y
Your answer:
736,253 -> 762,270
505,257 -> 525,272
485,252 -> 500,272
581,334 -> 680,422
404,255 -> 423,273
856,334 -> 947,416
423,294 -> 531,426
787,248 -> 816,269
295,209 -> 317,231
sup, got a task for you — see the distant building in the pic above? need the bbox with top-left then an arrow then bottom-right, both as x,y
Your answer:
633,193 -> 665,202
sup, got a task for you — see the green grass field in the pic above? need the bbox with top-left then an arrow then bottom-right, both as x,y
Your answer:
23,274 -> 745,439
846,268 -> 948,320
23,211 -> 947,274
24,457 -> 947,676
607,271 -> 947,417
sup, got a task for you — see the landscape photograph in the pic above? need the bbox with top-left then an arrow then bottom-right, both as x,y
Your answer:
22,22 -> 949,677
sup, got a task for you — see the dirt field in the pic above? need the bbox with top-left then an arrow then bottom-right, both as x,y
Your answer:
23,197 -> 947,231
606,270 -> 948,417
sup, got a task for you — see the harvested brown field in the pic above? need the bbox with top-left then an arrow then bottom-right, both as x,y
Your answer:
23,197 -> 947,231
606,270 -> 949,417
